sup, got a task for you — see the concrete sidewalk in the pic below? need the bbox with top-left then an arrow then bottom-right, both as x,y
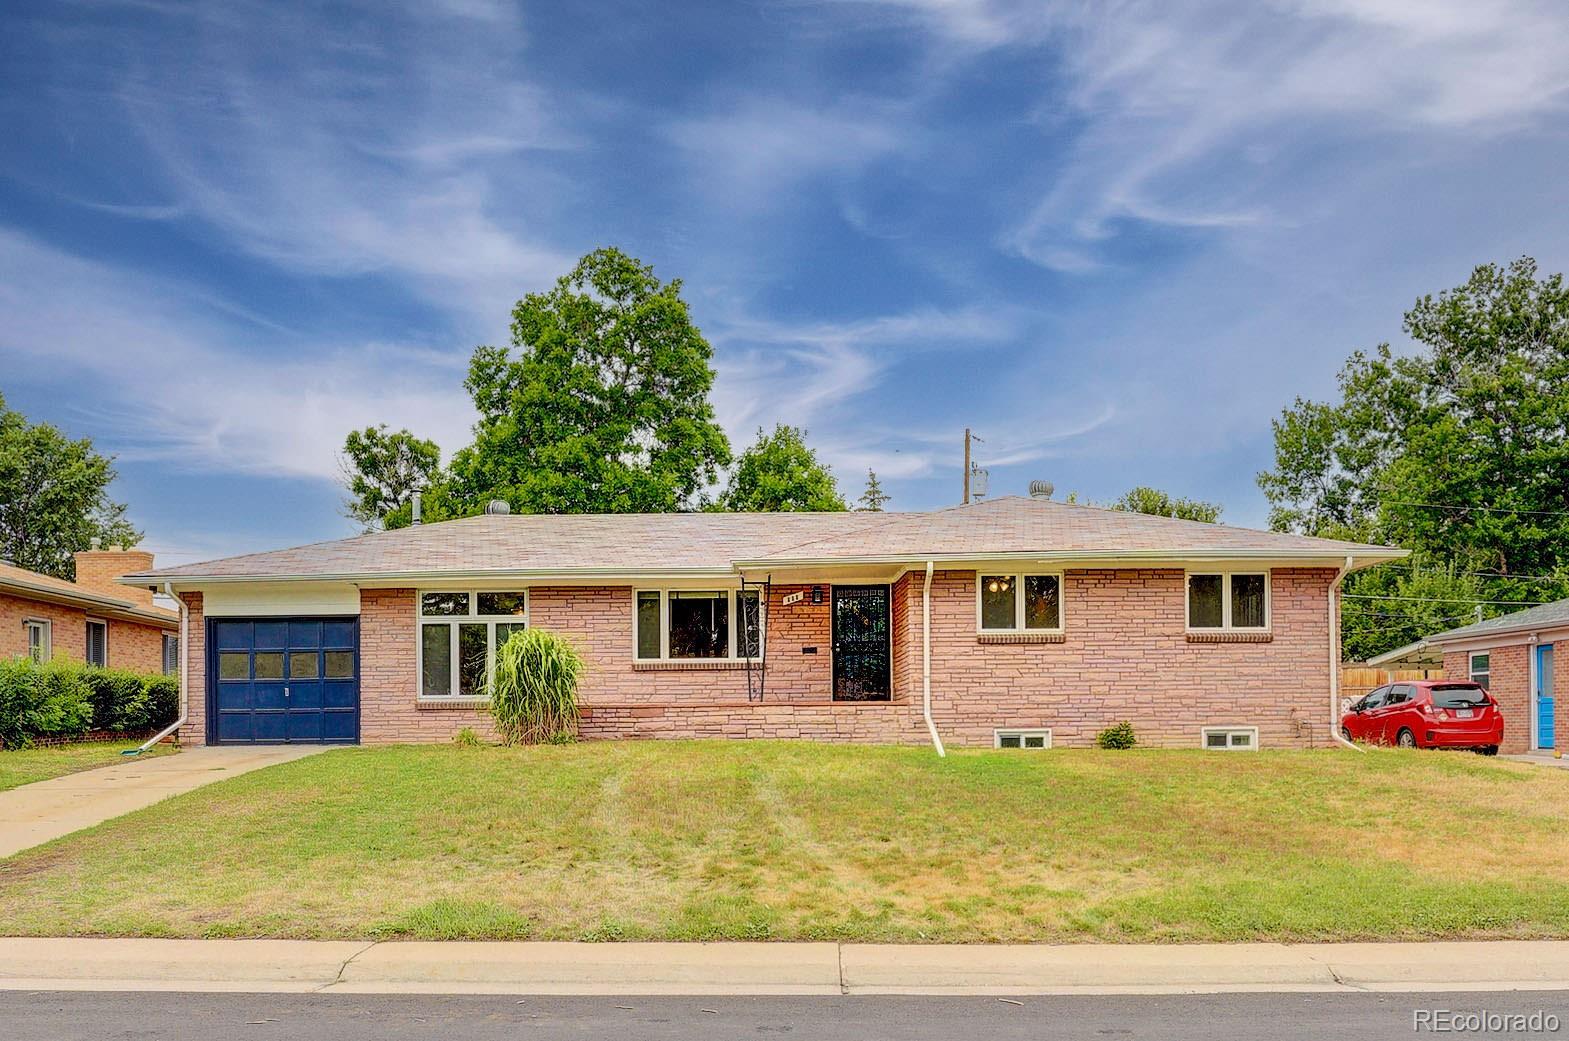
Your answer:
0,746 -> 326,858
2,939 -> 1568,995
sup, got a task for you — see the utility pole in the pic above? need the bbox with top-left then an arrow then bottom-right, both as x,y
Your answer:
963,428 -> 971,504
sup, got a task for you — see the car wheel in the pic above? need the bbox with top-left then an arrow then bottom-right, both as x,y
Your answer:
1396,728 -> 1417,749
1479,745 -> 1499,757
1341,726 -> 1354,742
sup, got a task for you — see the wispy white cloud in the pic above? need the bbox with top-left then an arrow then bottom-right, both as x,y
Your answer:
0,227 -> 475,483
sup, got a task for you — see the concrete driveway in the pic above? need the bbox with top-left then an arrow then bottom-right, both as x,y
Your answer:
0,746 -> 327,859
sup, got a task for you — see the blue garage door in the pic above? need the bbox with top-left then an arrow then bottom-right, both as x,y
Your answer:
210,618 -> 359,744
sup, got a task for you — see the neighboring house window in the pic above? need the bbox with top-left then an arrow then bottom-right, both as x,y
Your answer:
976,573 -> 1063,632
24,619 -> 51,663
634,589 -> 762,660
417,591 -> 529,698
162,634 -> 180,676
85,618 -> 108,667
1186,572 -> 1269,630
1469,652 -> 1491,689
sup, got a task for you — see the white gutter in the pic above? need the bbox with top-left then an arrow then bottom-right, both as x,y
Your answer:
1330,555 -> 1362,753
130,583 -> 188,755
922,560 -> 946,758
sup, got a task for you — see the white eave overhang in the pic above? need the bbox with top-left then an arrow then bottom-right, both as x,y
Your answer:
732,547 -> 1408,571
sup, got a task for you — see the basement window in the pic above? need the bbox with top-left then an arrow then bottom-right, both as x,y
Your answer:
994,728 -> 1052,750
1202,727 -> 1259,751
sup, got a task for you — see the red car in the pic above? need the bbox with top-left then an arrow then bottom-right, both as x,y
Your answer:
1341,680 -> 1502,754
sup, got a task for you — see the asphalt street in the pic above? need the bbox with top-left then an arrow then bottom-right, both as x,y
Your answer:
4,990 -> 1569,1040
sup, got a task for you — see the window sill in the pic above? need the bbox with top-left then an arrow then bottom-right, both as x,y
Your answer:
976,632 -> 1066,644
416,697 -> 490,710
1186,631 -> 1273,644
632,659 -> 758,672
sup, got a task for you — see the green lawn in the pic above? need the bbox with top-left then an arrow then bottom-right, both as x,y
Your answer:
0,741 -> 172,791
1,741 -> 1567,943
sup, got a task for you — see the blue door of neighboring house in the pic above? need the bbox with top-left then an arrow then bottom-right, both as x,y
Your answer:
209,618 -> 359,744
1538,644 -> 1556,751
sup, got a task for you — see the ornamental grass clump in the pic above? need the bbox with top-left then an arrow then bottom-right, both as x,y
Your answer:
488,628 -> 583,745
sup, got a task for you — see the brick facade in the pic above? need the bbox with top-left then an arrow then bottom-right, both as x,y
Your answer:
1443,641 -> 1549,755
183,567 -> 1340,749
1,591 -> 175,674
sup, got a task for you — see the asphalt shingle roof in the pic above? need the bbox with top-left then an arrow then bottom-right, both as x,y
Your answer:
128,496 -> 1404,583
0,561 -> 178,622
1425,597 -> 1569,644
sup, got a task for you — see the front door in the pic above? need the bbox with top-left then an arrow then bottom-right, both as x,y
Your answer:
1538,644 -> 1555,750
831,585 -> 890,701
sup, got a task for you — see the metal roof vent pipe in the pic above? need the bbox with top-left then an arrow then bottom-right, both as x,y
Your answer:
410,492 -> 422,526
486,500 -> 512,516
1029,480 -> 1054,500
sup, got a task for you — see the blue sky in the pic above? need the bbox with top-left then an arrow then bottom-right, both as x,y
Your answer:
2,0 -> 1567,565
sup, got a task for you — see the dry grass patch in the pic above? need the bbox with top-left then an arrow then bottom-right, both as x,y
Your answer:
2,741 -> 1569,942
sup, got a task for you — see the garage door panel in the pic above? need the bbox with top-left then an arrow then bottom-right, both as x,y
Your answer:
208,616 -> 358,745
216,712 -> 253,743
323,680 -> 356,709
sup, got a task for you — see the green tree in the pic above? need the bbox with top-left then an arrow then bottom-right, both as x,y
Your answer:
341,425 -> 443,531
857,469 -> 890,512
1258,257 -> 1569,656
447,247 -> 730,515
720,425 -> 847,512
0,393 -> 140,579
1109,486 -> 1222,523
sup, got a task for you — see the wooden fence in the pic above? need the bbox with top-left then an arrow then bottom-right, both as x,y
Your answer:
1339,666 -> 1443,704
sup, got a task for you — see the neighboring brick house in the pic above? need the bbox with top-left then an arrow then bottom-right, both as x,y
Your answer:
120,496 -> 1404,750
1421,599 -> 1569,755
1,549 -> 180,674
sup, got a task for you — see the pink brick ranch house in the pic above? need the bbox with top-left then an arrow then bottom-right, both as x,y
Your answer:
120,496 -> 1403,751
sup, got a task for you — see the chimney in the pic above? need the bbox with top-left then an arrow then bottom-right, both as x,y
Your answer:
73,547 -> 157,609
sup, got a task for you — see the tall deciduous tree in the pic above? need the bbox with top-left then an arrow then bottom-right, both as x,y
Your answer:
1108,486 -> 1222,523
720,425 -> 847,512
857,469 -> 890,512
1258,257 -> 1569,657
341,425 -> 443,531
0,393 -> 140,579
448,247 -> 731,515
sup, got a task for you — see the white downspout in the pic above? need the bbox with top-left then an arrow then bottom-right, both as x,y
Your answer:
922,560 -> 946,757
1330,555 -> 1363,752
129,582 -> 188,755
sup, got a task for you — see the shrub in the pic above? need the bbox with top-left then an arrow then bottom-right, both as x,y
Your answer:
453,727 -> 484,748
83,667 -> 149,731
0,658 -> 173,748
0,658 -> 94,749
1096,721 -> 1138,750
488,628 -> 583,745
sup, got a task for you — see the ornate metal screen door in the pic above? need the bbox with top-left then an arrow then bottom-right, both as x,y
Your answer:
831,585 -> 891,701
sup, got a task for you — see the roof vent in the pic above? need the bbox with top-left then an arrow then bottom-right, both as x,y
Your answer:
1029,480 -> 1054,500
485,500 -> 512,516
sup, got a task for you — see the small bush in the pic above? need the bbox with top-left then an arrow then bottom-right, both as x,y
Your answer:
83,667 -> 149,730
142,674 -> 180,730
488,628 -> 583,745
1096,721 -> 1138,750
453,727 -> 484,748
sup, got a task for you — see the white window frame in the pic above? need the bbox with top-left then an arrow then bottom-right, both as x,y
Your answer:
993,727 -> 1052,749
633,588 -> 763,662
85,617 -> 109,667
23,618 -> 51,663
162,633 -> 180,676
975,572 -> 1065,633
1201,726 -> 1260,751
415,590 -> 530,701
1468,651 -> 1492,689
1185,571 -> 1271,632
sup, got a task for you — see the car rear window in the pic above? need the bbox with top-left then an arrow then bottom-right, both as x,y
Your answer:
1430,683 -> 1490,708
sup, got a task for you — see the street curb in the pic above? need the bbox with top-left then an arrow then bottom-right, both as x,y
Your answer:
2,939 -> 1568,996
